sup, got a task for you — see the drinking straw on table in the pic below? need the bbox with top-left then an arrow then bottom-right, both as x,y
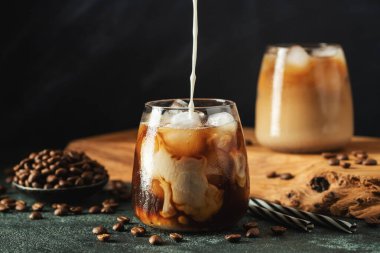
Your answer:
248,200 -> 314,232
250,198 -> 357,234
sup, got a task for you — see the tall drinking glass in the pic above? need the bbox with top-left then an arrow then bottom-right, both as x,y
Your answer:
132,99 -> 249,231
255,44 -> 353,153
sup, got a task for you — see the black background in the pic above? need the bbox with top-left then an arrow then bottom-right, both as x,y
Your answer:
1,0 -> 380,165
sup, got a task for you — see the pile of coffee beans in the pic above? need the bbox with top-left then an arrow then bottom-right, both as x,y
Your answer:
12,149 -> 108,189
322,150 -> 378,169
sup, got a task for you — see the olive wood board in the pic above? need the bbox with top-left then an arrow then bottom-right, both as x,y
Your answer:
66,128 -> 380,219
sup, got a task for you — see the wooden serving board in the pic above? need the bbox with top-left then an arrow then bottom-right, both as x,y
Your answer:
66,128 -> 380,219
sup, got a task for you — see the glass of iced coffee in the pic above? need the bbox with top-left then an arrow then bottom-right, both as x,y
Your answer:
255,44 -> 353,153
132,98 -> 249,231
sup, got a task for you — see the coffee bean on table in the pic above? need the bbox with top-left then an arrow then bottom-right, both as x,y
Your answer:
266,171 -> 278,179
88,206 -> 102,214
169,233 -> 183,242
32,202 -> 44,211
271,226 -> 287,235
328,158 -> 340,166
112,223 -> 125,232
97,234 -> 111,242
355,159 -> 363,165
54,207 -> 68,216
341,162 -> 351,169
246,227 -> 260,238
29,211 -> 43,220
224,234 -> 241,243
117,215 -> 130,224
101,206 -> 114,214
131,226 -> 146,237
15,201 -> 27,211
102,199 -> 119,208
363,159 -> 378,166
1,198 -> 15,208
243,221 -> 258,230
70,206 -> 83,214
149,235 -> 163,245
0,204 -> 9,212
93,226 -> 108,235
364,217 -> 380,227
280,173 -> 294,180
336,153 -> 349,160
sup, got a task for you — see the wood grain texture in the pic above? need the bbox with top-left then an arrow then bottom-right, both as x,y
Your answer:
66,128 -> 380,219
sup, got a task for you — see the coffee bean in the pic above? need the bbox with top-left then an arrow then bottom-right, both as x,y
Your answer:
0,185 -> 7,194
54,207 -> 68,216
31,202 -> 44,211
97,234 -> 111,242
355,159 -> 363,165
322,152 -> 336,159
52,203 -> 69,210
352,150 -> 367,157
1,198 -> 15,208
169,233 -> 183,242
364,217 -> 380,227
243,221 -> 258,230
93,226 -> 108,235
266,171 -> 278,179
55,168 -> 68,177
357,153 -> 368,159
328,158 -> 340,166
363,159 -> 378,166
81,171 -> 93,182
112,223 -> 125,232
131,226 -> 146,237
15,203 -> 27,212
280,173 -> 294,180
88,206 -> 102,214
246,227 -> 260,238
224,234 -> 241,243
29,211 -> 43,220
336,153 -> 349,161
149,235 -> 163,245
101,206 -> 115,214
271,226 -> 287,235
102,199 -> 119,208
341,162 -> 351,169
117,215 -> 130,224
70,206 -> 83,214
0,204 -> 9,212
75,178 -> 84,186
46,175 -> 58,184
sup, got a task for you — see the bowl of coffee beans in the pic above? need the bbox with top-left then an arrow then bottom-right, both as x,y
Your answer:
12,149 -> 109,202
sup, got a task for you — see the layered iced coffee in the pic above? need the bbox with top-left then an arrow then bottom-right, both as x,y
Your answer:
256,44 -> 353,153
132,99 -> 249,231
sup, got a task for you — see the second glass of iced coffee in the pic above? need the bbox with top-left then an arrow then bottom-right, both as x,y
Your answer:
132,98 -> 249,231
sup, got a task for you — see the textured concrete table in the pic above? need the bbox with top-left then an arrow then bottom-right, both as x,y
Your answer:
0,177 -> 379,253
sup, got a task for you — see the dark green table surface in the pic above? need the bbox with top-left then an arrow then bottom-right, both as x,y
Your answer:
1,177 -> 379,253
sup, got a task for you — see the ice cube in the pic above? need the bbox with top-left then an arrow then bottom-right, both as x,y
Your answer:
207,112 -> 235,127
171,99 -> 188,108
312,45 -> 338,57
286,45 -> 310,67
169,111 -> 202,128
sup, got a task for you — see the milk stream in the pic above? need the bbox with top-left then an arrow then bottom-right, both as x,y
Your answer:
189,0 -> 198,113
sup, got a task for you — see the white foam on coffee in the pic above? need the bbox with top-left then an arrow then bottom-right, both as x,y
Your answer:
286,45 -> 310,67
188,0 -> 198,113
207,112 -> 234,127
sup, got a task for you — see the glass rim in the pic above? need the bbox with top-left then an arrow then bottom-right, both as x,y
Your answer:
267,43 -> 342,50
145,98 -> 236,110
